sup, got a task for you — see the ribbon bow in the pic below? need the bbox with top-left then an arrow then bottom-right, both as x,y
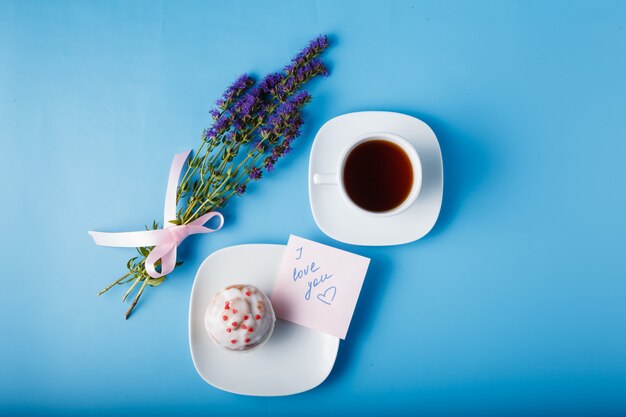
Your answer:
88,150 -> 224,278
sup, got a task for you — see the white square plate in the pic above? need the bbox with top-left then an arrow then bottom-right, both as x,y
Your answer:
189,244 -> 340,396
309,111 -> 443,246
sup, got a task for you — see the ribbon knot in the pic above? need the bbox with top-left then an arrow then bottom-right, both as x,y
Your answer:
89,150 -> 224,278
168,225 -> 190,245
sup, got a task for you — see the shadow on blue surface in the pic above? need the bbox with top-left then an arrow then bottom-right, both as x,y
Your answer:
324,250 -> 393,386
398,109 -> 491,239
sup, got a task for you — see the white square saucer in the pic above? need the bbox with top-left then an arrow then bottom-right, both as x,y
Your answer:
308,111 -> 443,246
189,244 -> 339,396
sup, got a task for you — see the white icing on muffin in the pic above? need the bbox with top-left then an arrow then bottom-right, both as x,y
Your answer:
205,284 -> 275,351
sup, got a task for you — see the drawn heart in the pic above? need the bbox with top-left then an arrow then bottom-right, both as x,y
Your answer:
317,286 -> 337,305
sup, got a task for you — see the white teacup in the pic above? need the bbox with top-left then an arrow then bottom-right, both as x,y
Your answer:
313,132 -> 422,217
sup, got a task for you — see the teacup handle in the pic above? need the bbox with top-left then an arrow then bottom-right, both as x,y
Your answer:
313,173 -> 338,185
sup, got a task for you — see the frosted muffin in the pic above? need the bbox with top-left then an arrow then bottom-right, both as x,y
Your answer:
204,284 -> 276,352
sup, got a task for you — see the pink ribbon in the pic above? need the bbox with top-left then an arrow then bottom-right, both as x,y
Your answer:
88,150 -> 224,278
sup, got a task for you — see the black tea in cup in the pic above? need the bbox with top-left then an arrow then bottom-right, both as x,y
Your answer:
342,140 -> 414,213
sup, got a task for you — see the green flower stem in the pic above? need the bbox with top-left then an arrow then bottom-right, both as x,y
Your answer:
178,108 -> 230,203
122,273 -> 144,302
181,129 -> 259,221
176,141 -> 206,201
98,272 -> 131,296
227,142 -> 269,189
185,176 -> 230,222
98,257 -> 147,296
176,138 -> 230,221
185,134 -> 240,210
125,274 -> 152,320
185,130 -> 275,222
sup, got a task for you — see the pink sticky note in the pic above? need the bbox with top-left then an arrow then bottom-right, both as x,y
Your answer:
271,235 -> 370,339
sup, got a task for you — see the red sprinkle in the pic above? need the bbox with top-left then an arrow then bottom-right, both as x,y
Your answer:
224,302 -> 230,310
243,315 -> 249,320
232,309 -> 238,314
245,338 -> 250,343
230,339 -> 236,344
245,291 -> 251,296
241,324 -> 247,330
222,316 -> 228,321
231,322 -> 237,327
226,328 -> 231,333
248,327 -> 254,333
255,315 -> 261,320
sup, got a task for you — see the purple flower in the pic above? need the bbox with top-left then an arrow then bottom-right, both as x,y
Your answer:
209,108 -> 221,121
284,59 -> 328,94
270,138 -> 295,161
285,35 -> 329,75
248,167 -> 262,180
288,90 -> 312,109
236,184 -> 247,195
283,115 -> 303,140
205,115 -> 231,139
202,128 -> 210,140
264,155 -> 277,172
216,74 -> 254,109
263,90 -> 311,137
258,72 -> 285,95
233,89 -> 260,119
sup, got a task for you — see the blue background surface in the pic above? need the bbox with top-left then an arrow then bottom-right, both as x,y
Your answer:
1,1 -> 625,415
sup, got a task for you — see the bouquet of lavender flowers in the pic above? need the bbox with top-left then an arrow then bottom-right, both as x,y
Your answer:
98,35 -> 329,319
